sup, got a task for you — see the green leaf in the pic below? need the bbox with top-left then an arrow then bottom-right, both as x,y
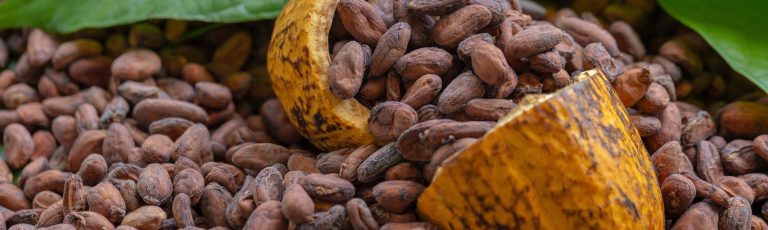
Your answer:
0,0 -> 287,33
659,0 -> 768,92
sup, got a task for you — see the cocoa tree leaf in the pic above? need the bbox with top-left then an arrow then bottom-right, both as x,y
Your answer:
659,0 -> 768,92
0,0 -> 286,33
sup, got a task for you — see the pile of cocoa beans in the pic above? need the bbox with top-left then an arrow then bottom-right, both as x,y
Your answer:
325,0 -> 768,229
1,0 -> 767,229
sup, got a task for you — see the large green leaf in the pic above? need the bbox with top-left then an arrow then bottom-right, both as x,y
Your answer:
0,0 -> 286,33
659,0 -> 768,92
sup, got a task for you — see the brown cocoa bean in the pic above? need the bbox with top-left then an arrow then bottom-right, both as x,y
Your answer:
432,5 -> 492,48
647,103 -> 682,152
24,170 -> 71,199
3,84 -> 39,109
32,191 -> 61,209
87,182 -> 126,223
112,49 -> 161,81
37,201 -> 65,228
231,143 -> 291,171
17,102 -> 49,128
122,205 -> 166,230
67,130 -> 107,171
372,180 -> 425,213
200,182 -> 232,228
557,17 -> 619,56
132,99 -> 208,127
297,205 -> 348,230
17,157 -> 49,189
4,123 -> 34,169
721,140 -> 766,175
282,184 -> 314,224
171,124 -> 212,165
301,173 -> 355,203
681,171 -> 730,207
357,143 -> 404,183
719,196 -> 751,230
182,63 -> 215,84
173,168 -> 204,206
52,39 -> 102,70
608,21 -> 645,59
717,102 -> 768,139
172,193 -> 195,228
157,78 -> 195,102
68,56 -> 112,87
407,0 -> 467,15
636,83 -> 670,114
113,179 -> 142,212
62,175 -> 87,215
630,114 -> 660,137
315,149 -> 351,175
370,22 -> 411,77
400,74 -> 441,110
52,115 -> 77,148
148,118 -> 193,141
471,42 -> 516,86
651,141 -> 694,184
27,29 -> 57,67
369,102 -> 417,141
465,98 -> 515,121
715,176 -> 755,204
260,98 -> 302,144
346,198 -> 378,230
582,43 -> 620,81
611,67 -> 652,107
226,176 -> 256,228
0,182 -> 31,211
328,41 -> 367,99
211,30 -> 251,70
696,141 -> 724,183
395,47 -> 453,80
64,211 -> 114,230
337,0 -> 388,46
137,164 -> 173,206
243,200 -> 287,230
425,138 -> 476,181
502,25 -> 562,60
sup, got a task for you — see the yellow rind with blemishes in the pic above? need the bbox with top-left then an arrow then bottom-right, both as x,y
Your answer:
417,70 -> 664,229
268,0 -> 374,151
